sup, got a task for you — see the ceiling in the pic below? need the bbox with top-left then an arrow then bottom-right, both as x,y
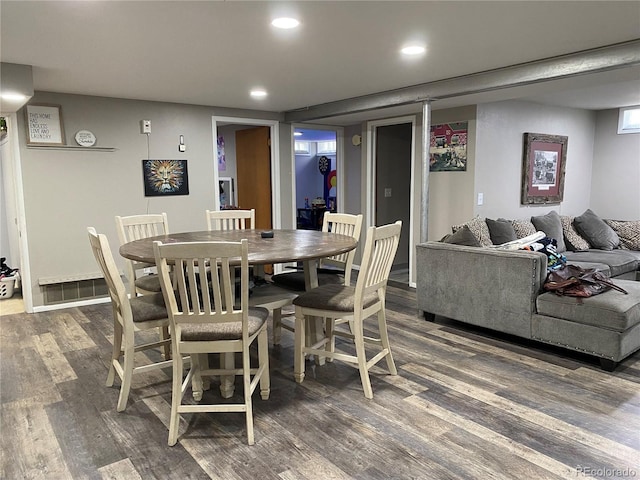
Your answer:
2,1 -> 639,123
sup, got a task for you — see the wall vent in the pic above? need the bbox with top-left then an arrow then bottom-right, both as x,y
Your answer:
42,277 -> 109,305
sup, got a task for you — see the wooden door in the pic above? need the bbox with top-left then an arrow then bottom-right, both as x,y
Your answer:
236,126 -> 272,230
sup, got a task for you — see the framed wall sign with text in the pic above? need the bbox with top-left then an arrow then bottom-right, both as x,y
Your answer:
25,104 -> 65,145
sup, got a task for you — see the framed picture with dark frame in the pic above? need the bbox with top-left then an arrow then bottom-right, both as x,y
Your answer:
521,133 -> 568,205
142,159 -> 189,196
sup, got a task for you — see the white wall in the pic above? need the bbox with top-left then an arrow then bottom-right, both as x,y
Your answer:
15,92 -> 281,308
591,108 -> 640,220
474,100 -> 596,221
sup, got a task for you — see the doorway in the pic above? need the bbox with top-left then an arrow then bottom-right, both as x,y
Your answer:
367,116 -> 416,287
293,127 -> 340,230
211,116 -> 281,229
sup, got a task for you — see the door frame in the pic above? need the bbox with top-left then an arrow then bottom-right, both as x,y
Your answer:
366,115 -> 417,287
211,116 -> 281,229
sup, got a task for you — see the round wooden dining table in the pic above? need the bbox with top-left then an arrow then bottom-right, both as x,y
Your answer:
119,229 -> 357,271
120,228 -> 358,397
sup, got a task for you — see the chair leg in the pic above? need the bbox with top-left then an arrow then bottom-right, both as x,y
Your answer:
353,323 -> 373,399
220,352 -> 235,399
272,307 -> 282,346
160,325 -> 171,360
294,307 -> 306,384
106,320 -> 123,387
168,350 -> 184,446
242,346 -> 254,445
325,317 -> 335,362
258,330 -> 271,400
116,332 -> 135,412
377,309 -> 397,375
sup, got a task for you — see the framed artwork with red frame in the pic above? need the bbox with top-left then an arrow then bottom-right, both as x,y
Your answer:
521,133 -> 568,205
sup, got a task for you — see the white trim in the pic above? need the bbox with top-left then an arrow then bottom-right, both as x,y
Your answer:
211,116 -> 281,229
32,296 -> 111,313
365,115 -> 417,287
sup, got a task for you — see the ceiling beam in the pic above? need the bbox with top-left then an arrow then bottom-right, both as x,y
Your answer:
284,40 -> 640,123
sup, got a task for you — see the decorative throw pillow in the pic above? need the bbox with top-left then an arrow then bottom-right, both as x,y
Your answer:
441,225 -> 481,247
560,215 -> 591,251
531,210 -> 566,253
573,209 -> 620,251
511,219 -> 537,239
486,218 -> 517,245
452,217 -> 492,247
604,219 -> 640,251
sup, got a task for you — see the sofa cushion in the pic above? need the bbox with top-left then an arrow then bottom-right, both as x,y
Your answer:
536,280 -> 640,332
560,215 -> 591,251
564,250 -> 638,277
452,217 -> 492,247
574,209 -> 620,251
531,210 -> 566,253
486,218 -> 517,245
512,219 -> 537,239
442,225 -> 481,247
605,220 -> 640,251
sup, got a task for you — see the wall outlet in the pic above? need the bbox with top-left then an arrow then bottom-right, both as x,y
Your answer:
477,192 -> 484,205
140,119 -> 151,134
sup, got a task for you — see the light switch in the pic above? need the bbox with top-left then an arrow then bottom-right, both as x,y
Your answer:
477,192 -> 484,205
385,188 -> 392,198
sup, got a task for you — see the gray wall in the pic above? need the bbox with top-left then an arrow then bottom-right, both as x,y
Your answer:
591,108 -> 640,220
8,92 -> 637,308
15,91 -> 281,308
474,100 -> 596,222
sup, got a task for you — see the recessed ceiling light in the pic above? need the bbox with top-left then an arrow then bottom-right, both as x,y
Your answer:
272,17 -> 300,29
401,45 -> 426,56
250,89 -> 268,99
294,132 -> 302,136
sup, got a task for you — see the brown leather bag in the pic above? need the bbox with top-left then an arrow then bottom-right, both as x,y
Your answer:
543,264 -> 628,297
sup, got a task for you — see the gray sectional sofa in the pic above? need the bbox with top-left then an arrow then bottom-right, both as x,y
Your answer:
416,210 -> 640,370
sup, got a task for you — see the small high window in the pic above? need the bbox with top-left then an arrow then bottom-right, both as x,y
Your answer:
617,105 -> 640,134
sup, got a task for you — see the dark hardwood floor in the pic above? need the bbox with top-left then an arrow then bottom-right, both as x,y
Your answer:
1,286 -> 639,479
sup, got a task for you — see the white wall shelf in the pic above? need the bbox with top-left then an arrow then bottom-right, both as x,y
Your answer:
26,145 -> 116,152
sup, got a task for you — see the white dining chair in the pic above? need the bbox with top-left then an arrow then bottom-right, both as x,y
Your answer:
115,213 -> 169,297
293,221 -> 402,399
87,227 -> 173,412
154,238 -> 270,446
269,212 -> 363,344
206,208 -> 255,231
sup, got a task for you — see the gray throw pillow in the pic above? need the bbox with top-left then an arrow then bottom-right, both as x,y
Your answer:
531,210 -> 566,253
442,225 -> 481,247
573,209 -> 620,251
486,218 -> 517,245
